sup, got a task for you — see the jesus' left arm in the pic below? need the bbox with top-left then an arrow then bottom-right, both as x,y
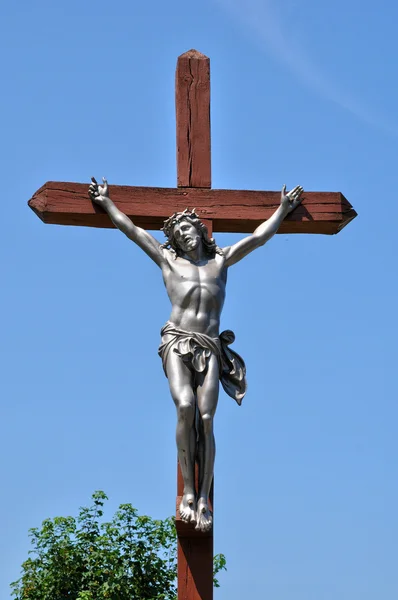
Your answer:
222,185 -> 304,267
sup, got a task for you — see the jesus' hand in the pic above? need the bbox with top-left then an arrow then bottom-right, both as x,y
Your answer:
280,184 -> 304,214
89,177 -> 110,205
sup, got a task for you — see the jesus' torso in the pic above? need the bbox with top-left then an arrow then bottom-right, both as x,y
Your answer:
161,250 -> 227,337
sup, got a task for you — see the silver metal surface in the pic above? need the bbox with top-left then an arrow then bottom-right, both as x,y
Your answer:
89,177 -> 303,532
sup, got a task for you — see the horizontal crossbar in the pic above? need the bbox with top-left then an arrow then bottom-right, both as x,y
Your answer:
28,181 -> 357,235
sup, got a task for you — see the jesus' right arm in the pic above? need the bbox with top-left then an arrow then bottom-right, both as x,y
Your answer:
88,177 -> 165,268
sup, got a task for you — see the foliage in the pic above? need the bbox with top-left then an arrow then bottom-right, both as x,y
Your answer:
11,491 -> 226,600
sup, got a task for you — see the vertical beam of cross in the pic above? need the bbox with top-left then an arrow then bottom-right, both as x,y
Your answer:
176,49 -> 211,189
175,49 -> 214,600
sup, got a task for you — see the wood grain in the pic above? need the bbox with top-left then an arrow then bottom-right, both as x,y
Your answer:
176,50 -> 211,188
176,460 -> 214,599
28,181 -> 357,235
178,536 -> 213,600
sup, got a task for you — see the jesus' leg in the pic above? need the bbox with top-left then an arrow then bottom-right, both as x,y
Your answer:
166,351 -> 197,523
195,354 -> 219,532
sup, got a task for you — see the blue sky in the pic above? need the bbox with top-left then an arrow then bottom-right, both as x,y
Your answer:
1,0 -> 397,598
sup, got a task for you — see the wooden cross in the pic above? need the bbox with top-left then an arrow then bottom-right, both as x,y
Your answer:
28,49 -> 357,600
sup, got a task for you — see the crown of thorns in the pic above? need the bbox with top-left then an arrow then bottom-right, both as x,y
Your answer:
161,208 -> 202,240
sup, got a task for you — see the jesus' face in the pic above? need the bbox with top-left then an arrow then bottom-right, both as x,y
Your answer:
172,220 -> 202,253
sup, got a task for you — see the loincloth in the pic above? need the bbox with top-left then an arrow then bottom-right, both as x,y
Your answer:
158,321 -> 247,405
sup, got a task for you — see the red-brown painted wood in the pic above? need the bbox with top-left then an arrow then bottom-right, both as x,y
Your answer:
176,50 -> 211,188
28,182 -> 357,235
176,469 -> 214,600
200,219 -> 213,238
178,536 -> 214,600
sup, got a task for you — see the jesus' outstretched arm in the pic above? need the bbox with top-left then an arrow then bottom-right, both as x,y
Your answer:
88,177 -> 165,268
223,184 -> 304,267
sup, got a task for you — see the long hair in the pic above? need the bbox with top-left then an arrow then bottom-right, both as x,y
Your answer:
160,209 -> 223,258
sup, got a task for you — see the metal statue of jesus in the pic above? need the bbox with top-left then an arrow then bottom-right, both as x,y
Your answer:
89,176 -> 303,532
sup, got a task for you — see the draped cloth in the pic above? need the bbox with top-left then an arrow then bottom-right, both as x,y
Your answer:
158,322 -> 247,405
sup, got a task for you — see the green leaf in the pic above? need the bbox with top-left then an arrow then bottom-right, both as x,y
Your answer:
10,491 -> 226,600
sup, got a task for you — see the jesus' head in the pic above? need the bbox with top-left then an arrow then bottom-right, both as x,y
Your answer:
161,209 -> 222,258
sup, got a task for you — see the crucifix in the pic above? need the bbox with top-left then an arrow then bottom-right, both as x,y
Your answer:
29,49 -> 357,600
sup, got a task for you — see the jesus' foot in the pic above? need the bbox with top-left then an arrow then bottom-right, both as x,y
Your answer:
179,493 -> 197,524
195,496 -> 213,532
